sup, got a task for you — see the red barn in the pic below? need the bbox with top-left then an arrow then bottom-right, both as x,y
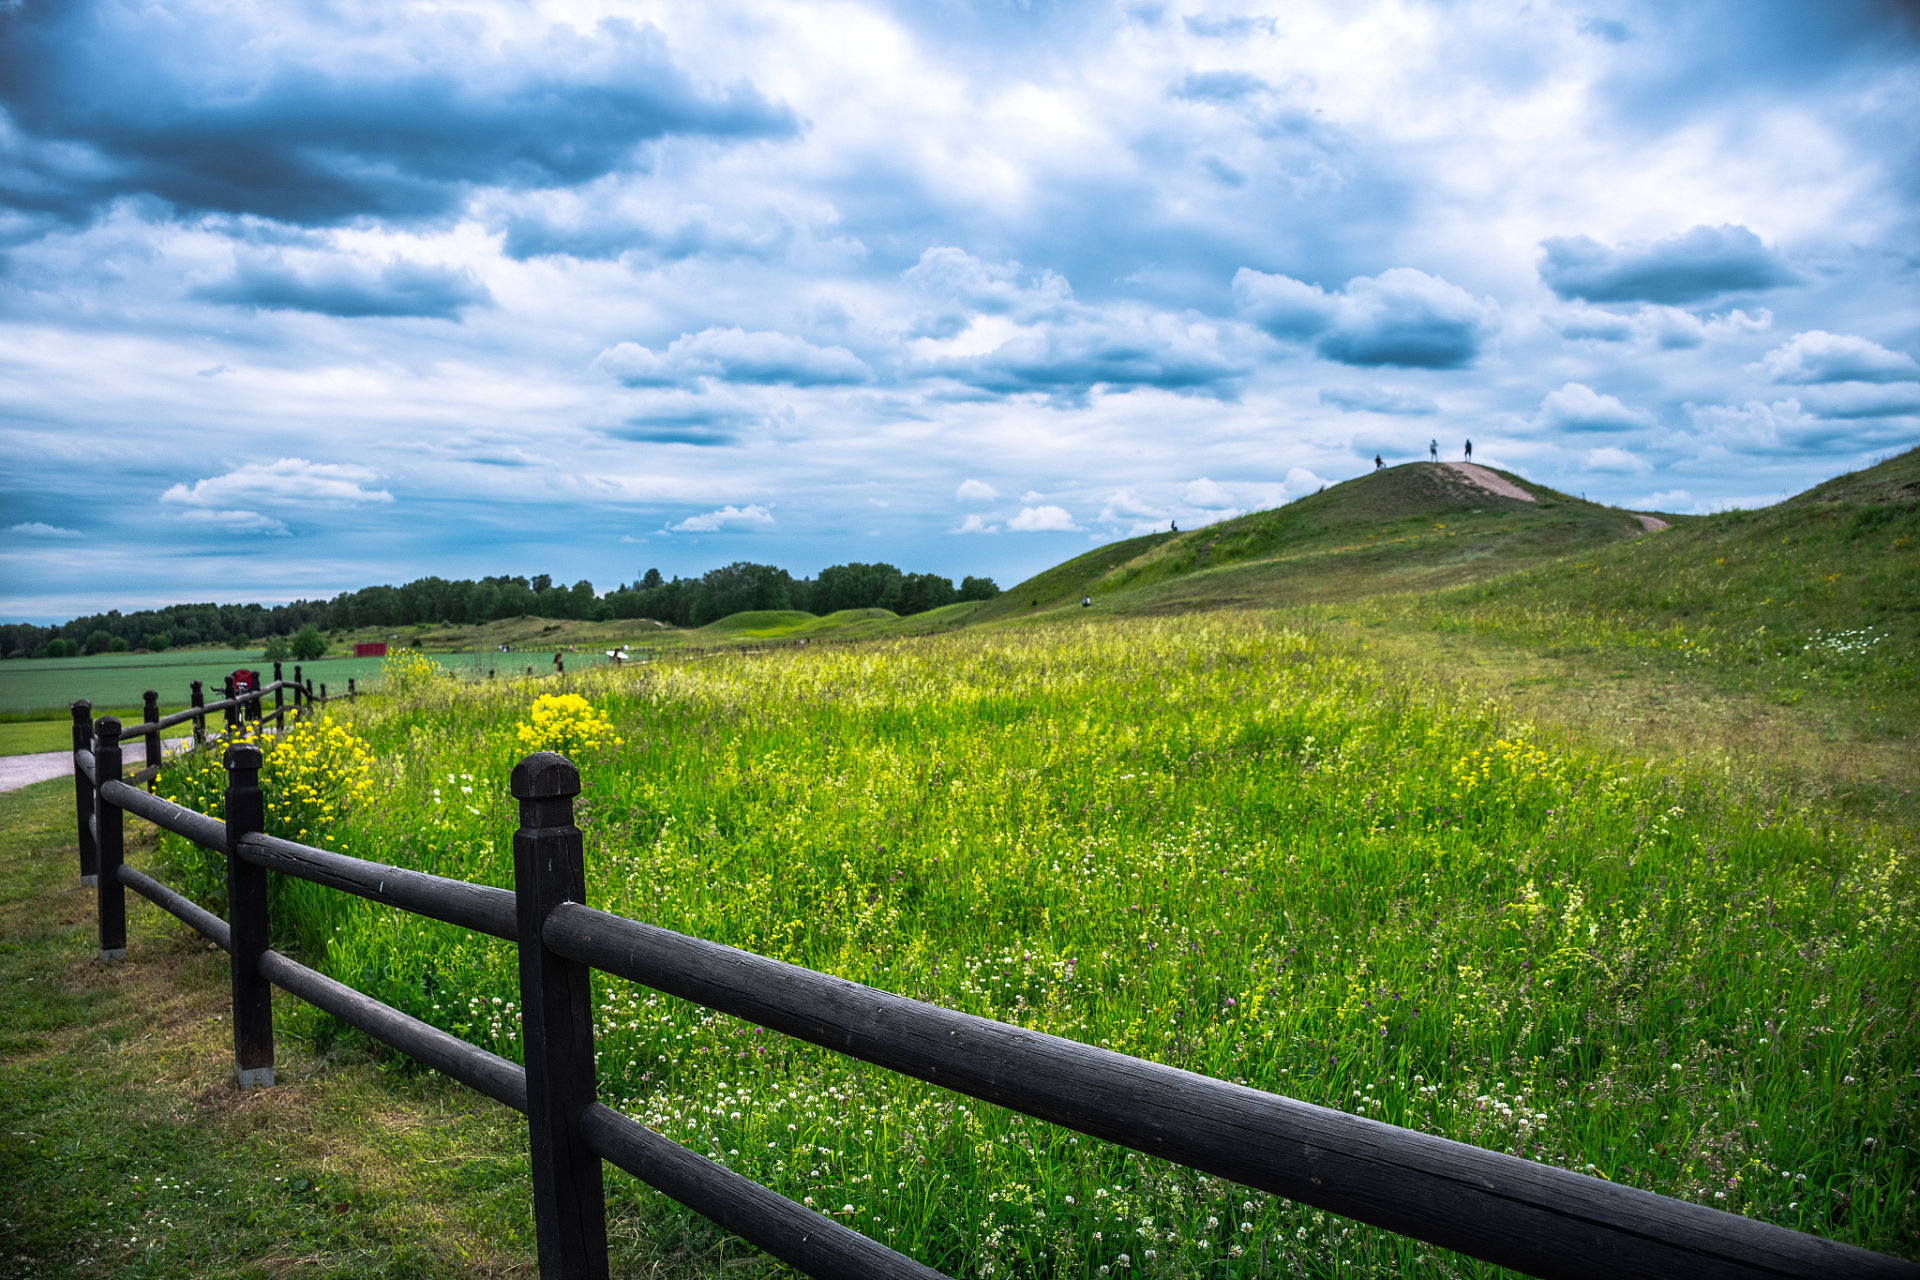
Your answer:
353,642 -> 388,657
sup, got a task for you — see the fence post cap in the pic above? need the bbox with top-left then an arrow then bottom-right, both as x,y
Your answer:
94,715 -> 122,741
511,752 -> 580,800
223,743 -> 264,770
71,700 -> 92,717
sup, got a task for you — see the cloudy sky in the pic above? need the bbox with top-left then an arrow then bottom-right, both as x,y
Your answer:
3,0 -> 1917,622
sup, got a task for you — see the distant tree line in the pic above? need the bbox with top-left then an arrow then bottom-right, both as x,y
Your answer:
2,562 -> 1000,658
610,562 -> 999,629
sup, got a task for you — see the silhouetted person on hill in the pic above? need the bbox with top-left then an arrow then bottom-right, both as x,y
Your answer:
1465,439 -> 1473,461
1171,520 -> 1178,533
1374,454 -> 1383,469
1429,439 -> 1438,461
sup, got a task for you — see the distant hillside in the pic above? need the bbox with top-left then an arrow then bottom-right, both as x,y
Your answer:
979,461 -> 1666,621
1416,445 -> 1920,667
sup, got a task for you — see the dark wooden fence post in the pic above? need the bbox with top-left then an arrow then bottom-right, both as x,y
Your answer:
190,680 -> 205,748
319,682 -> 327,707
273,662 -> 285,733
223,675 -> 239,737
93,716 -> 126,961
512,752 -> 609,1280
348,677 -> 356,701
292,666 -> 303,715
142,690 -> 161,791
71,701 -> 98,887
306,678 -> 315,706
224,744 -> 274,1088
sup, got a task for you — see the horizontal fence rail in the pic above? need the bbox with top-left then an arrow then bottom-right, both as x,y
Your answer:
66,707 -> 1918,1280
239,831 -> 517,940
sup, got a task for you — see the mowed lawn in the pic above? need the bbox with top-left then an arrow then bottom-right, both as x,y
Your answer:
143,615 -> 1920,1276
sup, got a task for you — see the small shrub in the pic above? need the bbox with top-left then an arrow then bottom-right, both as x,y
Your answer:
157,715 -> 376,910
291,624 -> 327,661
516,693 -> 621,757
380,648 -> 443,695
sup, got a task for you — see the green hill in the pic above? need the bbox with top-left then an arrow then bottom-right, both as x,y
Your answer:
1409,446 -> 1919,689
980,461 -> 1665,621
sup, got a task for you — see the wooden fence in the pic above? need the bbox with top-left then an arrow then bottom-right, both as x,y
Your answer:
66,704 -> 1915,1280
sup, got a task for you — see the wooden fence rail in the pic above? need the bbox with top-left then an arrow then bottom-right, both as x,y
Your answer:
68,706 -> 1917,1280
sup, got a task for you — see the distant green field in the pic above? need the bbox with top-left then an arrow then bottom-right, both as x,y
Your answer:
0,650 -> 404,717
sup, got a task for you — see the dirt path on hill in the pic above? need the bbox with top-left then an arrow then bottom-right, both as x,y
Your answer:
1442,462 -> 1536,502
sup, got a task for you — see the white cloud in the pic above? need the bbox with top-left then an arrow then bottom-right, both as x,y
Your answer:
1184,477 -> 1236,508
595,329 -> 872,388
956,479 -> 1000,502
1284,467 -> 1331,496
1538,383 -> 1658,433
1796,383 -> 1920,420
1319,385 -> 1438,415
1007,505 -> 1080,532
160,459 -> 393,510
1583,446 -> 1651,473
1756,331 -> 1920,385
7,522 -> 82,539
904,247 -> 1073,319
169,508 -> 292,535
953,513 -> 1000,534
666,504 -> 776,532
1235,267 -> 1499,369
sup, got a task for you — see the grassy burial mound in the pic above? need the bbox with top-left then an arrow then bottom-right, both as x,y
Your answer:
978,462 -> 1667,623
129,617 -> 1917,1275
1395,446 -> 1920,743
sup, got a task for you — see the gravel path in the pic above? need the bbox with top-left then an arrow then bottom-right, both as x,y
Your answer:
1443,462 -> 1536,503
1,738 -> 192,794
0,751 -> 77,793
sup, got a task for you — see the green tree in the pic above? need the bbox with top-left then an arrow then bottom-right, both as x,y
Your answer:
958,575 -> 1000,601
85,629 -> 114,654
291,625 -> 327,661
109,635 -> 129,652
147,632 -> 171,652
44,638 -> 72,658
262,634 -> 292,662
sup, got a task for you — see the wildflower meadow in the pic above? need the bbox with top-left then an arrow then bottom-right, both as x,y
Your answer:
155,617 -> 1918,1275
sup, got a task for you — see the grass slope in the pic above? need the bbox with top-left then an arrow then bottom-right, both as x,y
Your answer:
981,463 -> 1662,623
145,617 -> 1920,1272
1397,446 -> 1919,741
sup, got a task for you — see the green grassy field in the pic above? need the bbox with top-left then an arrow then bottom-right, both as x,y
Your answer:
141,619 -> 1918,1276
8,451 -> 1914,1275
0,650 -> 398,720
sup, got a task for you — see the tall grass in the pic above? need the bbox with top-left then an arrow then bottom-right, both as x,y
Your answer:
156,616 -> 1918,1275
1393,499 -> 1920,741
